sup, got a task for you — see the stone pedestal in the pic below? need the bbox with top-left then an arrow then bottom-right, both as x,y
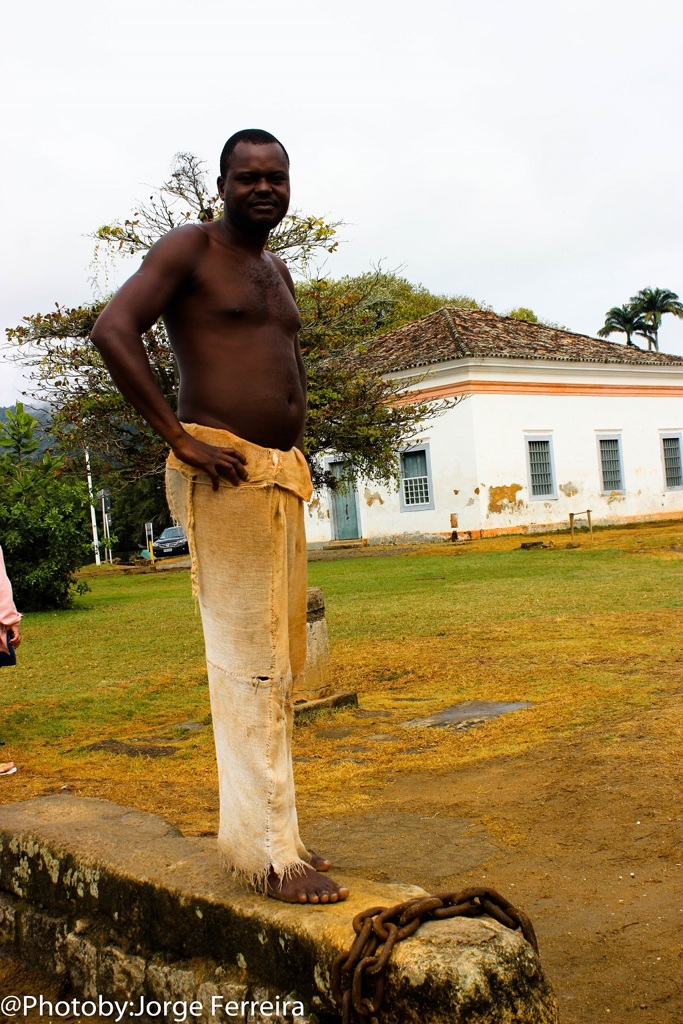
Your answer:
301,587 -> 333,702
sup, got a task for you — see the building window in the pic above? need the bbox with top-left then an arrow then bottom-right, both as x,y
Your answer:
399,445 -> 434,511
526,437 -> 556,498
598,436 -> 624,492
662,435 -> 682,488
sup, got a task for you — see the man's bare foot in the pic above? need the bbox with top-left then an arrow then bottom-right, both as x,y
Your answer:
309,851 -> 332,872
266,864 -> 349,904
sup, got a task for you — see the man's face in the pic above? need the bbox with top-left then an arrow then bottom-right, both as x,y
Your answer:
218,142 -> 290,233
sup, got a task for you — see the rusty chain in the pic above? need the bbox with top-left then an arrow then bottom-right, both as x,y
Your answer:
331,887 -> 538,1024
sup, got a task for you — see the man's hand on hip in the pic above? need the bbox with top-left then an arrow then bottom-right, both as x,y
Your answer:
173,435 -> 249,490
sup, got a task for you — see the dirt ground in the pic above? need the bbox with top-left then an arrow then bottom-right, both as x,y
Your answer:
300,691 -> 683,1024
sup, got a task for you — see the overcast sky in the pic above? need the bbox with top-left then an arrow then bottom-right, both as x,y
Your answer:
2,0 -> 683,405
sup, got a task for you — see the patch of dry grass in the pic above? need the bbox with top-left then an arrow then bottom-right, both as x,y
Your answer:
1,519 -> 681,834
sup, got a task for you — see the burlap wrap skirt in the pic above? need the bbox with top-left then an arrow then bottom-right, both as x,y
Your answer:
166,424 -> 314,887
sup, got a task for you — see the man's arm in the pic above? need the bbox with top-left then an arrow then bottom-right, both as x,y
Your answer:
91,227 -> 247,488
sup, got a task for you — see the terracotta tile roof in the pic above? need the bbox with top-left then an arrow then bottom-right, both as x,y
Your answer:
365,307 -> 683,373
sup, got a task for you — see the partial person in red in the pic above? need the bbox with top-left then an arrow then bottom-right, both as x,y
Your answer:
0,543 -> 21,776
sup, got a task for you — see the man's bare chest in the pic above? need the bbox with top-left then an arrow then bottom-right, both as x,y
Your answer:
187,252 -> 302,331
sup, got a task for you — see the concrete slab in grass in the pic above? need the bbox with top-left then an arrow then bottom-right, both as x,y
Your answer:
404,701 -> 532,730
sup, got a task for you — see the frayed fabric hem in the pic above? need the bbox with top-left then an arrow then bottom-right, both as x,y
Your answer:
220,852 -> 311,894
166,469 -> 200,602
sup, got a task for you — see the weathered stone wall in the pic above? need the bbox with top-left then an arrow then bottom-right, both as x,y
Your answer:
0,891 -> 312,1023
0,797 -> 559,1024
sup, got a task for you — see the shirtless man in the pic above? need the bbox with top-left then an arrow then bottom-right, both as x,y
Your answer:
91,129 -> 348,905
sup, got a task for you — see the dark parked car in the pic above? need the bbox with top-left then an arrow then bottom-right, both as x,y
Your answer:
152,526 -> 189,558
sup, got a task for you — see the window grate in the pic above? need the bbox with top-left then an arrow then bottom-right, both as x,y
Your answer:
400,448 -> 431,507
663,436 -> 682,487
599,438 -> 623,491
528,440 -> 554,496
403,475 -> 430,505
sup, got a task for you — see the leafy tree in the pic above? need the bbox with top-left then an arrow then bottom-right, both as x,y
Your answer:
6,284 -> 457,492
0,405 -> 91,610
508,307 -> 539,324
6,153 -> 470,493
597,304 -> 655,348
331,272 -> 484,335
8,301 -> 175,481
0,402 -> 41,464
629,287 -> 683,352
505,307 -> 568,330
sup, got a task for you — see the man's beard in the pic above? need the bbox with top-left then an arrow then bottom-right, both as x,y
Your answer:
224,198 -> 286,235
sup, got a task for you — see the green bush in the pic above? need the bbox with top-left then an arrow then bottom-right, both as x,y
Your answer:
0,404 -> 92,611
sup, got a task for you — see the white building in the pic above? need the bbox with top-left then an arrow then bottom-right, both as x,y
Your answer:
305,307 -> 683,545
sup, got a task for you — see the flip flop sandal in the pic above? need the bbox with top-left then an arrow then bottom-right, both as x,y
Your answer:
0,765 -> 17,776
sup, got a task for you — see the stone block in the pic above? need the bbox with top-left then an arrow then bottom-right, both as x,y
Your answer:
20,906 -> 68,976
195,981 -> 223,1024
146,958 -> 199,1004
98,945 -> 146,1001
63,931 -> 99,999
0,891 -> 17,945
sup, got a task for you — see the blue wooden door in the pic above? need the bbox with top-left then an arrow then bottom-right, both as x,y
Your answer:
329,461 -> 360,540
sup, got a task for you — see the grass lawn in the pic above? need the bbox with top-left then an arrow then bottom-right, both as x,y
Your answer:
1,520 -> 681,834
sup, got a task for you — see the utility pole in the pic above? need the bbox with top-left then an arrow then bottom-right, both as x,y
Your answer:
84,449 -> 101,566
97,489 -> 113,564
145,521 -> 156,564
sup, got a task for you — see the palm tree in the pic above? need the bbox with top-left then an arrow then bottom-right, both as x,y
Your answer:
597,304 -> 655,348
629,287 -> 683,352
